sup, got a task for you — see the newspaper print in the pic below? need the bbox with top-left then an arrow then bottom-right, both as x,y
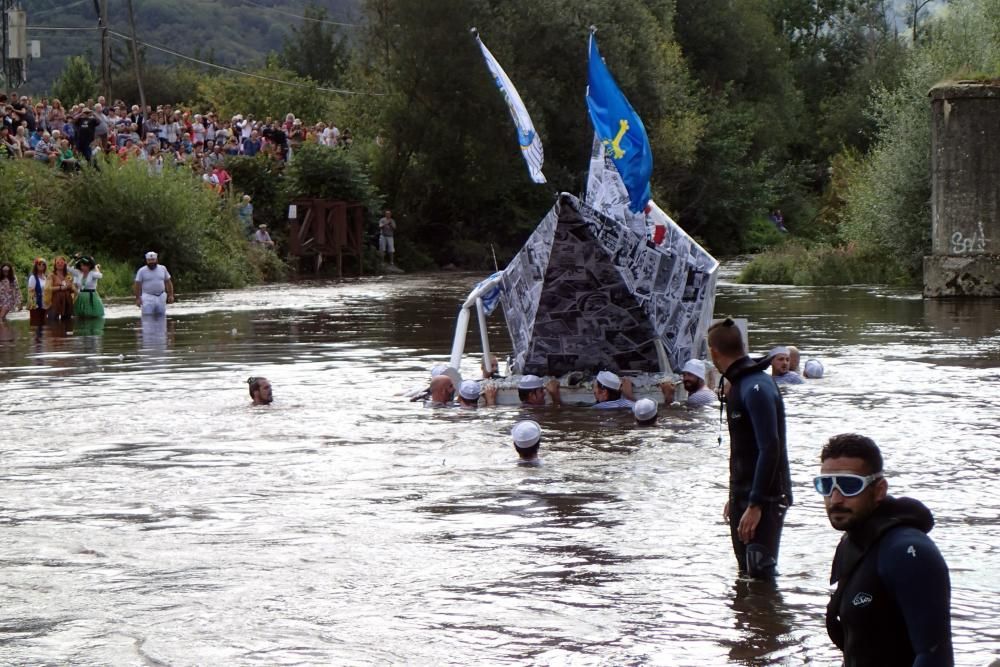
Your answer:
498,193 -> 719,375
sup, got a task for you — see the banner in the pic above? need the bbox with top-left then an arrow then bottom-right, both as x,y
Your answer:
586,34 -> 652,213
475,33 -> 546,184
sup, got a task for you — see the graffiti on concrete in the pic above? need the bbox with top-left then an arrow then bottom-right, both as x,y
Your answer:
950,221 -> 987,254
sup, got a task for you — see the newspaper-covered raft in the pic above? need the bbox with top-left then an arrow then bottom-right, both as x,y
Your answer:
499,193 -> 718,377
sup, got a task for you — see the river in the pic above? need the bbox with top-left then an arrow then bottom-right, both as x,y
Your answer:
0,269 -> 998,665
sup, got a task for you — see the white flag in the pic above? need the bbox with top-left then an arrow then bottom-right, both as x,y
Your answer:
476,34 -> 546,184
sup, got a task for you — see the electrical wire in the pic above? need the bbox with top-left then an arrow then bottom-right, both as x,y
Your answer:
107,30 -> 383,96
229,0 -> 362,27
27,25 -> 100,31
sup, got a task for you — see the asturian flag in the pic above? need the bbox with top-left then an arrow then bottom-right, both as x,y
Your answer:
475,32 -> 546,184
586,33 -> 652,213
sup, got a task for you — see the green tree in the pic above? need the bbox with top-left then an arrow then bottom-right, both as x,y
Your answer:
197,57 -> 331,122
346,0 -> 704,265
841,0 -> 1000,279
51,56 -> 99,105
281,4 -> 350,85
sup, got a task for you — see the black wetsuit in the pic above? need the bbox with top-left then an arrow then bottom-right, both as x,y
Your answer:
721,355 -> 792,578
827,496 -> 953,667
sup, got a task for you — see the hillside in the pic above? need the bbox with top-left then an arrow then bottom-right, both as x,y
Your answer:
21,0 -> 362,96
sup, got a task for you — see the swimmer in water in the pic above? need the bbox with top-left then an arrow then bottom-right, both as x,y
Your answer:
247,376 -> 273,405
633,398 -> 658,426
511,420 -> 542,463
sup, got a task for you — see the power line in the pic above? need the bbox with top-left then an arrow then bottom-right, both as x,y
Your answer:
230,0 -> 362,27
107,30 -> 383,96
27,25 -> 100,31
29,0 -> 92,20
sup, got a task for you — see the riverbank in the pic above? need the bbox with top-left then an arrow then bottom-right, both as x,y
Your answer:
737,241 -> 912,286
0,158 -> 288,299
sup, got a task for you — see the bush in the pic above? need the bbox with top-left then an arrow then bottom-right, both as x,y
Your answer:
225,154 -> 290,232
51,159 -> 254,292
839,0 -> 1000,280
743,216 -> 788,253
738,242 -> 909,285
285,143 -> 382,213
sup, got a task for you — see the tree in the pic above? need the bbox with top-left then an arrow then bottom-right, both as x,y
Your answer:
347,0 -> 705,265
281,4 -> 350,85
51,56 -> 99,105
197,57 -> 331,122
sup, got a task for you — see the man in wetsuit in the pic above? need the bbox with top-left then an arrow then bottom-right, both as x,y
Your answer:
818,433 -> 953,666
707,318 -> 792,579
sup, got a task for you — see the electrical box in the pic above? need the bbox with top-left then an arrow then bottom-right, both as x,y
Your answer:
29,40 -> 40,59
7,10 -> 27,59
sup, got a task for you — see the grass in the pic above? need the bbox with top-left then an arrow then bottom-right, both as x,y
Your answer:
738,242 -> 913,286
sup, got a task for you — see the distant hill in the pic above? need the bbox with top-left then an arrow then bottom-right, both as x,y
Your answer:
20,0 -> 362,95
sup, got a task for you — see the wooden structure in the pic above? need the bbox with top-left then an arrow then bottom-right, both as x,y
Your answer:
288,199 -> 366,277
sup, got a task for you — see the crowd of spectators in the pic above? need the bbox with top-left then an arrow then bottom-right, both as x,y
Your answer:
1,92 -> 355,179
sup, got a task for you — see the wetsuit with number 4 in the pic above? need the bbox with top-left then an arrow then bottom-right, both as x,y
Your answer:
827,495 -> 953,667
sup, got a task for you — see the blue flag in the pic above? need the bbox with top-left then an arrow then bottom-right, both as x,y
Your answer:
586,34 -> 652,213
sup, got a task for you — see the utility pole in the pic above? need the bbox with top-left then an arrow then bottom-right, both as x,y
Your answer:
99,0 -> 110,99
125,0 -> 145,112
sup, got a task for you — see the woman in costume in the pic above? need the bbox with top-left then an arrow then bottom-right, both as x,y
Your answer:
26,258 -> 48,325
0,262 -> 22,319
45,256 -> 76,321
70,256 -> 105,318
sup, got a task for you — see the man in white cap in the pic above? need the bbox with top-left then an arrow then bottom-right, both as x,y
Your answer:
803,359 -> 824,379
591,370 -> 635,409
633,398 -> 658,426
511,420 -> 541,462
770,346 -> 804,385
133,251 -> 174,316
661,359 -> 717,407
517,374 -> 561,406
457,380 -> 492,408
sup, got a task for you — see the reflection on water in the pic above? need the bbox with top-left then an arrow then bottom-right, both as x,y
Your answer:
0,276 -> 997,665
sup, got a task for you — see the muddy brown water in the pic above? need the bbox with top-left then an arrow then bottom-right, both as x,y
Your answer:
0,270 -> 997,665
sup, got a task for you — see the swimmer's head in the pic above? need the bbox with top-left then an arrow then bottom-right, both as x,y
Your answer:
247,376 -> 272,405
511,420 -> 541,461
633,398 -> 658,426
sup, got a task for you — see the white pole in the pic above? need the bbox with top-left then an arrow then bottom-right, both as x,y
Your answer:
449,307 -> 471,369
476,297 -> 492,375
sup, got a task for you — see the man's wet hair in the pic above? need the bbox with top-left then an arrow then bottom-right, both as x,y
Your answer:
516,442 -> 540,460
247,376 -> 266,398
518,387 -> 541,402
707,317 -> 746,357
820,433 -> 883,474
596,381 -> 621,401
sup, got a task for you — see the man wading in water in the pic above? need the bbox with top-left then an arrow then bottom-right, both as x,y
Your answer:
708,318 -> 792,579
133,251 -> 175,316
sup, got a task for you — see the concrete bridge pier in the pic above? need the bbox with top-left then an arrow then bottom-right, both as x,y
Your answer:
925,82 -> 1000,297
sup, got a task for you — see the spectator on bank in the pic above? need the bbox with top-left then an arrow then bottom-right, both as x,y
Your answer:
238,196 -> 254,236
0,262 -> 22,319
254,224 -> 275,248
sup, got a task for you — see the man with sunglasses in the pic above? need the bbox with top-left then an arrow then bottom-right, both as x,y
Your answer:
818,433 -> 952,666
707,317 -> 792,580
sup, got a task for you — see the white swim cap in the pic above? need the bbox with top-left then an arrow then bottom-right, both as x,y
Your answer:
681,359 -> 706,381
511,420 -> 541,449
458,380 -> 481,401
633,398 -> 658,422
596,370 -> 621,391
